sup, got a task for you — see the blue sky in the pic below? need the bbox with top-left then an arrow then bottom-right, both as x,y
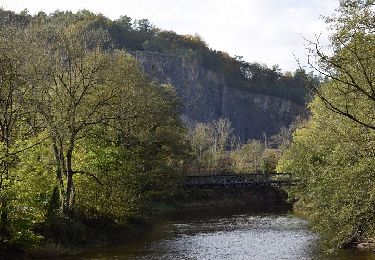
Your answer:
2,0 -> 339,71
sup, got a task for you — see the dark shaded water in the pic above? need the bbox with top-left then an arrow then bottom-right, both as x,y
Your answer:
75,206 -> 374,260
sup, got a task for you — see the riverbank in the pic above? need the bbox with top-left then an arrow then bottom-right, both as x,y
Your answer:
6,186 -> 374,259
0,215 -> 151,259
50,203 -> 375,259
292,201 -> 375,254
3,186 -> 288,258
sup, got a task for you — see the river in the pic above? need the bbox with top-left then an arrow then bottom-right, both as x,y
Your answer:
73,206 -> 375,259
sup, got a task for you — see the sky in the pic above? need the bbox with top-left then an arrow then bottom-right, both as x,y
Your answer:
2,0 -> 339,72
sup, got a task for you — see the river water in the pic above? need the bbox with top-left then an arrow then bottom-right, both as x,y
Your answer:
75,206 -> 375,259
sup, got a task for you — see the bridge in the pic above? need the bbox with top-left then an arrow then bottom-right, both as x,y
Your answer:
183,172 -> 295,189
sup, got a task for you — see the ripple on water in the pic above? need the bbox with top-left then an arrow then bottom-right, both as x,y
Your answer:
134,215 -> 319,260
75,212 -> 375,260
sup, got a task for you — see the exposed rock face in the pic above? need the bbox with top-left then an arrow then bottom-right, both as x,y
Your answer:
131,51 -> 305,141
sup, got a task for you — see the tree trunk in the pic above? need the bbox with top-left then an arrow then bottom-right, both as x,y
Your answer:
63,146 -> 74,214
0,200 -> 8,238
52,141 -> 64,189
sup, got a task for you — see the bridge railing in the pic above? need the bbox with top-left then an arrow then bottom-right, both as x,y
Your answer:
182,168 -> 233,176
183,169 -> 292,177
182,172 -> 295,188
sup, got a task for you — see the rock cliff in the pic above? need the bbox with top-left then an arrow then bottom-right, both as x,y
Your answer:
131,51 -> 305,141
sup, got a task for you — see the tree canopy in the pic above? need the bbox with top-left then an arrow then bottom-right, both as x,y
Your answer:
0,8 -> 317,105
278,0 -> 375,250
0,10 -> 188,250
305,0 -> 374,130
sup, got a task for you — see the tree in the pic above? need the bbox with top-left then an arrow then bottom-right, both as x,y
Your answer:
211,118 -> 236,153
73,53 -> 188,219
0,24 -> 26,241
0,24 -> 33,240
231,140 -> 264,173
191,123 -> 211,160
27,24 -> 120,214
269,117 -> 305,150
115,15 -> 132,29
0,8 -> 191,249
0,23 -> 52,247
277,0 -> 375,250
277,85 -> 375,248
189,118 -> 237,169
133,18 -> 157,35
305,0 -> 375,130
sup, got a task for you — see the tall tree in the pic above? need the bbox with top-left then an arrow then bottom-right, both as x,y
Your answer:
305,0 -> 375,130
28,23 -> 118,214
0,24 -> 33,238
277,85 -> 375,248
278,0 -> 375,249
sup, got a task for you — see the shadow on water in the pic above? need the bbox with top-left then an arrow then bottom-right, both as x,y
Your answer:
67,204 -> 375,260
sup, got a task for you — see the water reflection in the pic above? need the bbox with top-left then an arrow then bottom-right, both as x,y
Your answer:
138,215 -> 315,260
76,207 -> 375,260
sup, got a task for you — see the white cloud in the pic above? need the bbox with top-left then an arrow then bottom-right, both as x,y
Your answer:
2,0 -> 339,71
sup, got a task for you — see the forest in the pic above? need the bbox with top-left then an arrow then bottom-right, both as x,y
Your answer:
278,0 -> 375,250
0,11 -> 191,250
0,8 -> 313,252
0,0 -> 374,255
0,8 -> 318,105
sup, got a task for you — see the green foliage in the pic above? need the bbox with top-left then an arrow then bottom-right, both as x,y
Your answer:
0,8 -> 313,105
306,0 -> 374,130
0,10 -> 189,251
189,118 -> 237,169
277,83 -> 375,249
75,144 -> 145,220
277,1 -> 375,250
189,119 -> 284,173
231,140 -> 264,173
62,49 -> 187,222
231,140 -> 281,173
260,150 -> 278,173
0,134 -> 55,249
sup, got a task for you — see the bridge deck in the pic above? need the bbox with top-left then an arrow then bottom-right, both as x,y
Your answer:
183,173 -> 294,188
